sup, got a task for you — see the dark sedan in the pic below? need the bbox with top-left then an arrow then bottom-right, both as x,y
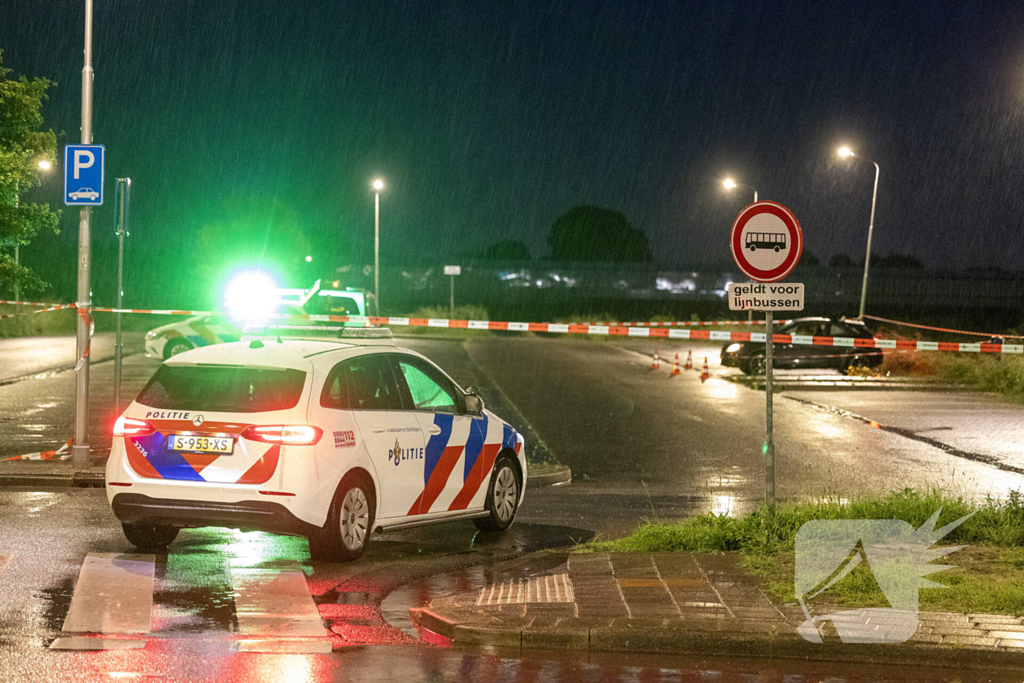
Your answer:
720,317 -> 884,375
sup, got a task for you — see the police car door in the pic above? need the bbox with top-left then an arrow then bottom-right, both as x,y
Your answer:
392,355 -> 478,516
344,353 -> 425,519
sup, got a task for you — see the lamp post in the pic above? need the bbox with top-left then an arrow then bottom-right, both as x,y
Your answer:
372,179 -> 384,313
723,178 -> 759,321
837,147 -> 879,319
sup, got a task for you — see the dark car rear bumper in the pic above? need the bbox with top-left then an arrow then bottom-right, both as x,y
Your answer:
110,493 -> 320,538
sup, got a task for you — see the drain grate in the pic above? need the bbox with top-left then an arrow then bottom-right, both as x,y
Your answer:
477,573 -> 574,606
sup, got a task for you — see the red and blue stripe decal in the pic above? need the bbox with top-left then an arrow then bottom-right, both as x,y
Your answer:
407,414 -> 463,515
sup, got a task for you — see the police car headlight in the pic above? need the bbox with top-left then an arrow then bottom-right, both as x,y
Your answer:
145,331 -> 162,340
725,343 -> 741,354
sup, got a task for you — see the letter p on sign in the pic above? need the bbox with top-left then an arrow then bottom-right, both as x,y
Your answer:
73,150 -> 94,179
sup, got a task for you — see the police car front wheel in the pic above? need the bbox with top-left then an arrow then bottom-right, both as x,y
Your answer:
474,455 -> 521,532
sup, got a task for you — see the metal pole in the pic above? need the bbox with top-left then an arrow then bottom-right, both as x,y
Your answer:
114,178 -> 129,412
374,191 -> 380,313
764,310 -> 775,507
73,0 -> 94,474
449,275 -> 454,318
13,246 -> 19,302
858,162 -> 879,319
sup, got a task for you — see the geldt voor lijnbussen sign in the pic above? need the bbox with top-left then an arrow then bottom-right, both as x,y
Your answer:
730,201 -> 803,283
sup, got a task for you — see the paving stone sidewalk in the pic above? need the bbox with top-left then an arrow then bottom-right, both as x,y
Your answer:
410,552 -> 1024,669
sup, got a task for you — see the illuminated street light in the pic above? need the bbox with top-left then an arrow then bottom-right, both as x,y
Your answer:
837,145 -> 880,319
305,255 -> 313,263
722,177 -> 757,202
372,178 -> 385,312
37,159 -> 52,171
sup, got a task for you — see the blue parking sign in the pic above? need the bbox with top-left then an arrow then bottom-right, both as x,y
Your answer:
64,144 -> 105,206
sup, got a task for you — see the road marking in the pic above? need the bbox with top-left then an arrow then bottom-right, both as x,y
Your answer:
230,560 -> 326,638
50,637 -> 146,650
62,553 -> 155,634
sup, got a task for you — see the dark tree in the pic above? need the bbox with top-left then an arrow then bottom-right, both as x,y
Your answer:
484,239 -> 530,261
0,51 -> 59,295
547,206 -> 653,263
829,253 -> 854,268
873,253 -> 925,269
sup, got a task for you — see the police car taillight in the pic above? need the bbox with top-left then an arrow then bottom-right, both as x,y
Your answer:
241,425 -> 323,446
113,416 -> 155,437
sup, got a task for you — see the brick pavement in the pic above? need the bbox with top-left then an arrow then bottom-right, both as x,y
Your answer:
410,552 -> 1024,667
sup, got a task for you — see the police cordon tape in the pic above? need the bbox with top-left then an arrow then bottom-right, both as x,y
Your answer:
862,314 -> 1024,340
1,302 -> 1023,355
0,303 -> 78,320
3,437 -> 73,462
564,319 -> 792,327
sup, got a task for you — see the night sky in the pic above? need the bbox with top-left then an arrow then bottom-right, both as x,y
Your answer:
3,1 -> 1024,304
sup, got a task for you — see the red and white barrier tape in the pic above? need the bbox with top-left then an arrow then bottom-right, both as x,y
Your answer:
0,300 -> 59,307
861,314 -> 1024,340
563,319 -> 791,327
5,304 -> 1024,354
0,303 -> 77,320
3,437 -> 73,462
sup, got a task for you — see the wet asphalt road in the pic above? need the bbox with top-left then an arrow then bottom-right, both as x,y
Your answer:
1,334 -> 1024,679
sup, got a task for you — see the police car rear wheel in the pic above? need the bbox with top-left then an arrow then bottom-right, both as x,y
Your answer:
474,456 -> 520,532
121,522 -> 179,550
311,475 -> 375,562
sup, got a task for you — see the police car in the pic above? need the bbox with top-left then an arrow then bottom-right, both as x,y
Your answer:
107,327 -> 526,561
144,304 -> 311,360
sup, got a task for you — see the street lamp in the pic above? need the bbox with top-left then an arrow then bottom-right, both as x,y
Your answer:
836,146 -> 880,319
722,177 -> 758,203
372,179 -> 384,312
37,159 -> 52,171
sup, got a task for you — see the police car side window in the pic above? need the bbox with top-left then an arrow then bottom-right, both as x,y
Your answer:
319,363 -> 353,410
396,358 -> 459,413
346,355 -> 403,411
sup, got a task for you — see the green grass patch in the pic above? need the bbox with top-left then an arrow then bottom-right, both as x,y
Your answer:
581,488 -> 1024,615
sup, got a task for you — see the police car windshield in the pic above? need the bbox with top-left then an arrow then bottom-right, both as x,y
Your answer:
136,365 -> 307,413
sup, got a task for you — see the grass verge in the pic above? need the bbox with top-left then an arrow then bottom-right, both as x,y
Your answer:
581,488 -> 1024,615
881,352 -> 1024,403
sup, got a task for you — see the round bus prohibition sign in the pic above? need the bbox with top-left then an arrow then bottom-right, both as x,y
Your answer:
730,201 -> 803,282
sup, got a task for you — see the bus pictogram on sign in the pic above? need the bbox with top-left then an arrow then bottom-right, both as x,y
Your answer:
730,201 -> 803,282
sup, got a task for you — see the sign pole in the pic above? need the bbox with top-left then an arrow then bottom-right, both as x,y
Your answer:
113,178 -> 130,412
73,0 -> 95,476
449,274 -> 455,318
764,311 -> 775,507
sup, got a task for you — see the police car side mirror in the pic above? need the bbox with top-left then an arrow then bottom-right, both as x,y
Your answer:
464,388 -> 483,414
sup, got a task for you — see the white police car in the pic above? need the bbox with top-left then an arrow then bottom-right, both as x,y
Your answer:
144,304 -> 307,360
107,328 -> 526,561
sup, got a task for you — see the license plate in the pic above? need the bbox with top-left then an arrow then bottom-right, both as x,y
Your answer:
168,434 -> 233,454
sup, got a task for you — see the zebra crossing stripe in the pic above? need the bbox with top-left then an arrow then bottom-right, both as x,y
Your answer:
230,560 -> 327,640
61,553 -> 155,634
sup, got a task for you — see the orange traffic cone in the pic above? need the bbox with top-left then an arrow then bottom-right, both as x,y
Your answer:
650,351 -> 660,371
684,350 -> 693,370
670,353 -> 682,376
700,357 -> 710,383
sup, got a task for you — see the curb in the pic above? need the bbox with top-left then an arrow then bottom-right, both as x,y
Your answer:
0,473 -> 74,488
527,465 -> 572,488
409,607 -> 1024,669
